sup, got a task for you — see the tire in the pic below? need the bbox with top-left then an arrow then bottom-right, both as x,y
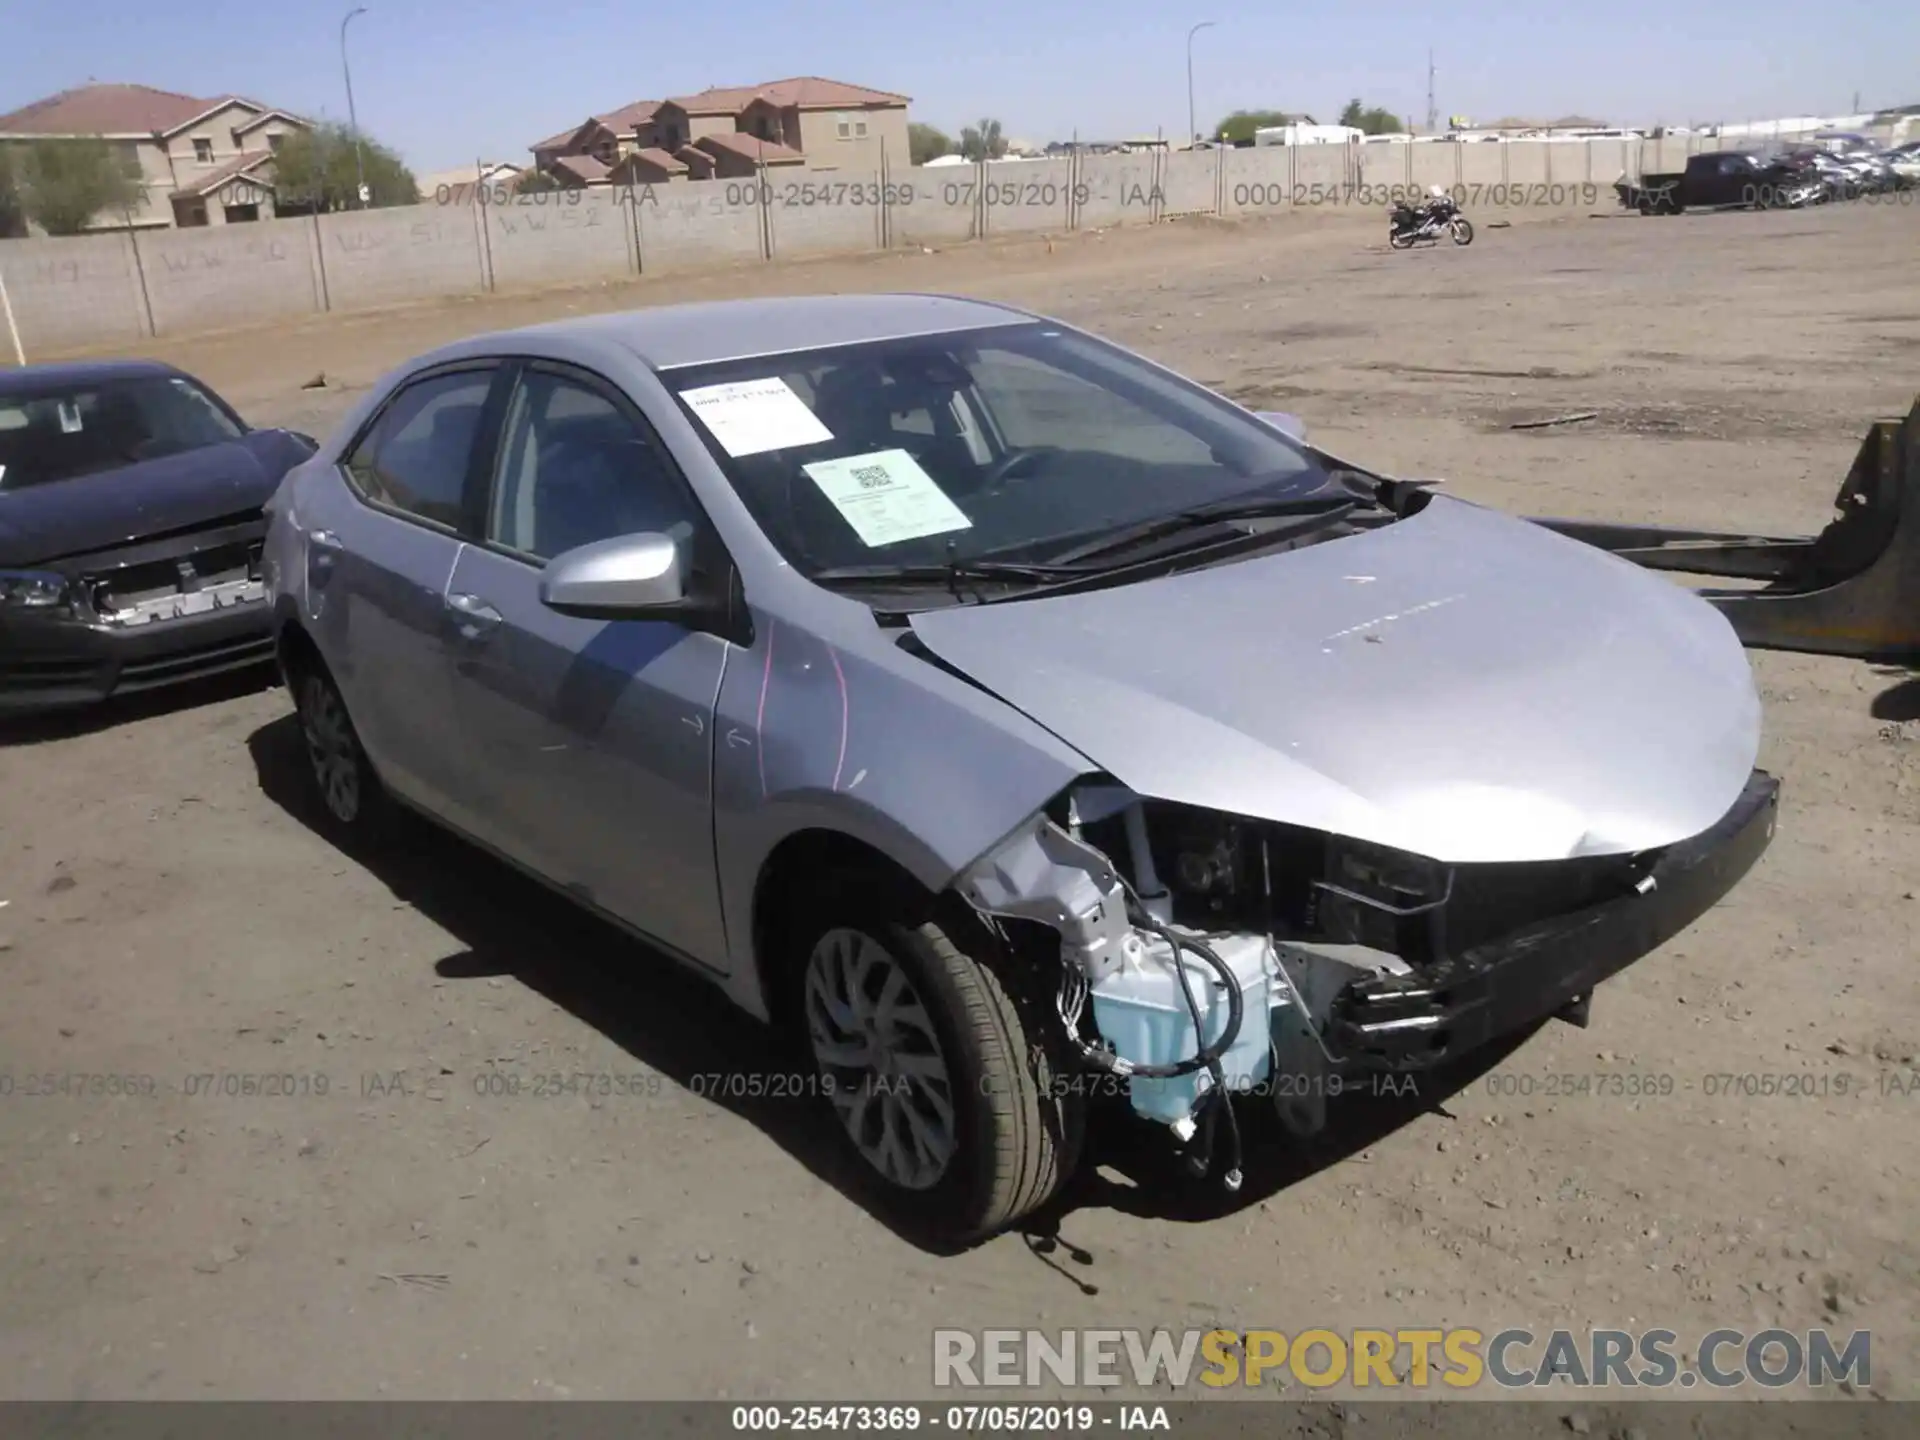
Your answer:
792,883 -> 1085,1245
1388,227 -> 1415,250
1450,217 -> 1474,245
290,658 -> 390,839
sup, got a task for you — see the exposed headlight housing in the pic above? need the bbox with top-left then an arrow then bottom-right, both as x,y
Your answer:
0,570 -> 68,609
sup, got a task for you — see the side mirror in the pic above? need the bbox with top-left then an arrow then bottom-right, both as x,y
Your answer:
1253,410 -> 1307,442
539,532 -> 688,620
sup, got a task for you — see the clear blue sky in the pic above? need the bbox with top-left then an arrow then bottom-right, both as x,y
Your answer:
4,0 -> 1913,173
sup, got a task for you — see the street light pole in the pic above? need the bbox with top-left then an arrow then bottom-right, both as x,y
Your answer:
1187,20 -> 1217,147
340,7 -> 368,208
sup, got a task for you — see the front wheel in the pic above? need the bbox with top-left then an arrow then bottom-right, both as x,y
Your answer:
795,894 -> 1085,1245
1449,216 -> 1474,245
291,659 -> 389,839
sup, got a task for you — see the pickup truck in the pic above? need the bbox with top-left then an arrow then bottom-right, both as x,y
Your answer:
1614,150 -> 1822,214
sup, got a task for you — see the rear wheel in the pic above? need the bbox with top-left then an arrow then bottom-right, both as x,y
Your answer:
1449,216 -> 1474,245
1388,226 -> 1415,249
794,885 -> 1085,1245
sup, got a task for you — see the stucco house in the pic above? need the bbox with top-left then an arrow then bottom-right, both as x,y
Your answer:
0,83 -> 311,230
530,77 -> 910,185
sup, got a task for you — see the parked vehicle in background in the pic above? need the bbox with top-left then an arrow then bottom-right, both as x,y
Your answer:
1388,189 -> 1473,248
261,294 -> 1779,1245
0,361 -> 317,715
1616,150 -> 1821,213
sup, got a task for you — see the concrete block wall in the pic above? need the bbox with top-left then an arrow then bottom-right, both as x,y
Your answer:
889,169 -> 979,248
0,233 -> 150,351
1075,153 -> 1163,228
634,181 -> 765,271
139,217 -> 322,336
1,134 -> 1716,358
1159,151 -> 1219,216
486,189 -> 632,289
320,204 -> 487,310
980,159 -> 1079,235
766,171 -> 888,258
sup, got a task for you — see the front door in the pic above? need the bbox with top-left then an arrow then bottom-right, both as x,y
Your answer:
443,361 -> 731,969
310,362 -> 499,824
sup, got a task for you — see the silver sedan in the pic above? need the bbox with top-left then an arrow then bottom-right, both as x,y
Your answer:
262,294 -> 1778,1244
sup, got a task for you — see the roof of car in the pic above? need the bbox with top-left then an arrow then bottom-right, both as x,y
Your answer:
0,359 -> 185,396
458,293 -> 1040,371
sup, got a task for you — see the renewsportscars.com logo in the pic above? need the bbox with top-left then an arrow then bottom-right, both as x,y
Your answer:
931,1328 -> 1872,1392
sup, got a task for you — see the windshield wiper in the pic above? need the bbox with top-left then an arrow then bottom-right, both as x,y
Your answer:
1044,493 -> 1359,565
810,556 -> 1096,600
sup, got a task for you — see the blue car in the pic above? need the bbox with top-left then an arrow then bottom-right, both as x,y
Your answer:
0,359 -> 316,714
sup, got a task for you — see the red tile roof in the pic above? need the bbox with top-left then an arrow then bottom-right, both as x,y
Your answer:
696,131 -> 806,164
170,149 -> 275,198
0,83 -> 286,137
665,75 -> 909,115
625,146 -> 687,172
594,99 -> 661,131
551,153 -> 610,183
531,122 -> 590,152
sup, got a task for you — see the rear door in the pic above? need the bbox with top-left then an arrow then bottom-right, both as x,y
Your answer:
305,361 -> 504,825
441,360 -> 732,968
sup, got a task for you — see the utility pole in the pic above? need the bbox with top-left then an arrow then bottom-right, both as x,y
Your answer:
1426,49 -> 1438,134
1187,21 -> 1217,147
341,8 -> 369,207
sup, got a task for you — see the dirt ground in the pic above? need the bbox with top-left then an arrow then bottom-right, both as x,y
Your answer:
2,201 -> 1917,1409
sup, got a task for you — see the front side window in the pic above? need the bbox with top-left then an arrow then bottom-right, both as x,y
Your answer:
487,369 -> 698,562
342,369 -> 493,528
666,321 -> 1331,574
0,375 -> 246,491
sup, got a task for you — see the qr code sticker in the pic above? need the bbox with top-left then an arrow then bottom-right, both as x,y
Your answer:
851,465 -> 891,489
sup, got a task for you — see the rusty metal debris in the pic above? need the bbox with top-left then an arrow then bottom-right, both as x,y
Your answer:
1534,391 -> 1920,664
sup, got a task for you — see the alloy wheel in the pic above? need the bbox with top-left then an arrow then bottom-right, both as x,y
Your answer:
803,927 -> 958,1191
300,675 -> 361,824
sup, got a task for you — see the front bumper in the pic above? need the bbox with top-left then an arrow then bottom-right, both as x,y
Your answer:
1326,769 -> 1780,1071
0,600 -> 275,715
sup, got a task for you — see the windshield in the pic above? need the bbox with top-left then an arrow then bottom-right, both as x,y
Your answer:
664,320 -> 1338,575
0,375 -> 246,491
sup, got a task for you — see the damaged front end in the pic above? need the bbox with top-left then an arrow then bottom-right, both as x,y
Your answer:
956,771 -> 1779,1180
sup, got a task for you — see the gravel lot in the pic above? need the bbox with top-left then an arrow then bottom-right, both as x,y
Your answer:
2,200 -> 1917,1409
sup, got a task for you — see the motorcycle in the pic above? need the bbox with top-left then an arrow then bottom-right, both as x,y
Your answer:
1389,195 -> 1474,249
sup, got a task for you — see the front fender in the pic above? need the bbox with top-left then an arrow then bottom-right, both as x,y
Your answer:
709,607 -> 1097,1013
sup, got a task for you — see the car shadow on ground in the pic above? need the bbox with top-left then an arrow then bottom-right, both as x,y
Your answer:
0,664 -> 278,747
248,706 -> 1530,1260
1869,668 -> 1920,723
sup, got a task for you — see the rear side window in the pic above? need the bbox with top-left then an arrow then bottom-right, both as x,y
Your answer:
343,369 -> 493,528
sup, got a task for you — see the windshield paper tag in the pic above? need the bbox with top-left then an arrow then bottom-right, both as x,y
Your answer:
678,377 -> 832,458
802,449 -> 973,548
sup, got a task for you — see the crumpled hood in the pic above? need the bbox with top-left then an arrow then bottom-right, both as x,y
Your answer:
908,495 -> 1763,863
0,430 -> 307,568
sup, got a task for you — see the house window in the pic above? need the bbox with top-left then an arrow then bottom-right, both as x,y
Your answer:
194,138 -> 213,162
266,132 -> 284,153
230,129 -> 243,150
855,117 -> 868,138
835,113 -> 850,139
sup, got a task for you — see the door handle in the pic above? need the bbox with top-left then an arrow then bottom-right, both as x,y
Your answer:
309,528 -> 343,551
446,591 -> 503,641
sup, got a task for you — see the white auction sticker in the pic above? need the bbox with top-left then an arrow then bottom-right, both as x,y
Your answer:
802,449 -> 973,548
679,376 -> 832,458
